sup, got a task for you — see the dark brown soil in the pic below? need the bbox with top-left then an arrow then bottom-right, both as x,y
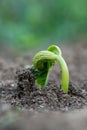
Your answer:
0,43 -> 87,112
0,42 -> 87,130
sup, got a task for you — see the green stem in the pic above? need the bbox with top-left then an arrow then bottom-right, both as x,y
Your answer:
32,45 -> 69,93
56,55 -> 69,93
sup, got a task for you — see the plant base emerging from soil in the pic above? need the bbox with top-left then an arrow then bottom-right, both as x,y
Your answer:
16,45 -> 69,93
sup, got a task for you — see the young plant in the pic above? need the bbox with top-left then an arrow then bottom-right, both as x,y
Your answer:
31,45 -> 69,93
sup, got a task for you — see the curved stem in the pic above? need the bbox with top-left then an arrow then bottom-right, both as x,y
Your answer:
32,45 -> 69,93
48,45 -> 62,55
56,55 -> 69,93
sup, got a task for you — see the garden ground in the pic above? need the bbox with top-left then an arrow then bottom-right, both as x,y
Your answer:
0,41 -> 87,130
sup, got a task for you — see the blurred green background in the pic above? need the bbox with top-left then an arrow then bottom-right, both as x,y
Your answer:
0,0 -> 87,51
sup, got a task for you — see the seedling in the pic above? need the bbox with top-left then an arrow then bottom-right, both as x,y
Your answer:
26,45 -> 69,93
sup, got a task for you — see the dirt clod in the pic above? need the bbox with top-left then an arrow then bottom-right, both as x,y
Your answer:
16,67 -> 36,97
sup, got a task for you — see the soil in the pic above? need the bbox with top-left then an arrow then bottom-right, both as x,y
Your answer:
0,42 -> 87,129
